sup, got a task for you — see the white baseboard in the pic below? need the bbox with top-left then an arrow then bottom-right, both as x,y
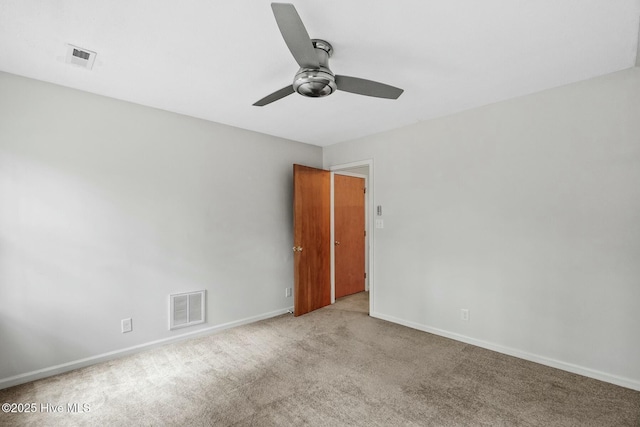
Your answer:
0,307 -> 294,390
370,311 -> 640,392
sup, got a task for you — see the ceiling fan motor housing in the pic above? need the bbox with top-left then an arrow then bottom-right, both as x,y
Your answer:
293,39 -> 336,98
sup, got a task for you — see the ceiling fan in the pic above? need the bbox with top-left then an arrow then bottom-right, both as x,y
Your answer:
253,3 -> 404,106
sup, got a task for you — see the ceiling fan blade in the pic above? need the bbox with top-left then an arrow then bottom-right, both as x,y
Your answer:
253,85 -> 295,106
271,3 -> 319,69
335,75 -> 404,99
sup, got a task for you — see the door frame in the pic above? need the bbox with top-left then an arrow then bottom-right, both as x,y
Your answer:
329,160 -> 374,312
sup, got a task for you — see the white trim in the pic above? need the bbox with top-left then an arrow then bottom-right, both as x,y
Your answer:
370,311 -> 640,392
0,307 -> 293,391
329,160 -> 373,171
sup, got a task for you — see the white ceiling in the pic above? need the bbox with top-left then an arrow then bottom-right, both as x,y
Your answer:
1,1 -> 639,146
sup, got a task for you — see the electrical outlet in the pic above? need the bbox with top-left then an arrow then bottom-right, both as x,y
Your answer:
121,318 -> 133,333
461,309 -> 469,322
285,287 -> 292,298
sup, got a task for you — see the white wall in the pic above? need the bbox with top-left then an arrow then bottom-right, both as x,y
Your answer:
324,68 -> 640,390
0,72 -> 322,386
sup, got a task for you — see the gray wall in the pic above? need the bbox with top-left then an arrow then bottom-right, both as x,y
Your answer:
3,67 -> 640,391
0,72 -> 322,385
324,68 -> 640,389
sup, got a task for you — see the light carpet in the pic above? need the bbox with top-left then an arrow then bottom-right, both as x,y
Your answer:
1,291 -> 639,426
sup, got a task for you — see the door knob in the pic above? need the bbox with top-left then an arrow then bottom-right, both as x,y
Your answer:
335,241 -> 341,246
292,246 -> 303,252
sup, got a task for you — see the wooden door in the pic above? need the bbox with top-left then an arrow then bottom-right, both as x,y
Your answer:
334,174 -> 366,299
293,164 -> 331,316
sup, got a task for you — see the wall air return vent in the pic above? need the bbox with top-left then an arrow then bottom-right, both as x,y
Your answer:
65,44 -> 96,70
169,290 -> 206,330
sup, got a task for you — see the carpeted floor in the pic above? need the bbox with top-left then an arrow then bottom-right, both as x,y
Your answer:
1,291 -> 639,426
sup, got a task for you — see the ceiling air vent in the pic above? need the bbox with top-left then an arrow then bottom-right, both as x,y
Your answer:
65,44 -> 96,70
